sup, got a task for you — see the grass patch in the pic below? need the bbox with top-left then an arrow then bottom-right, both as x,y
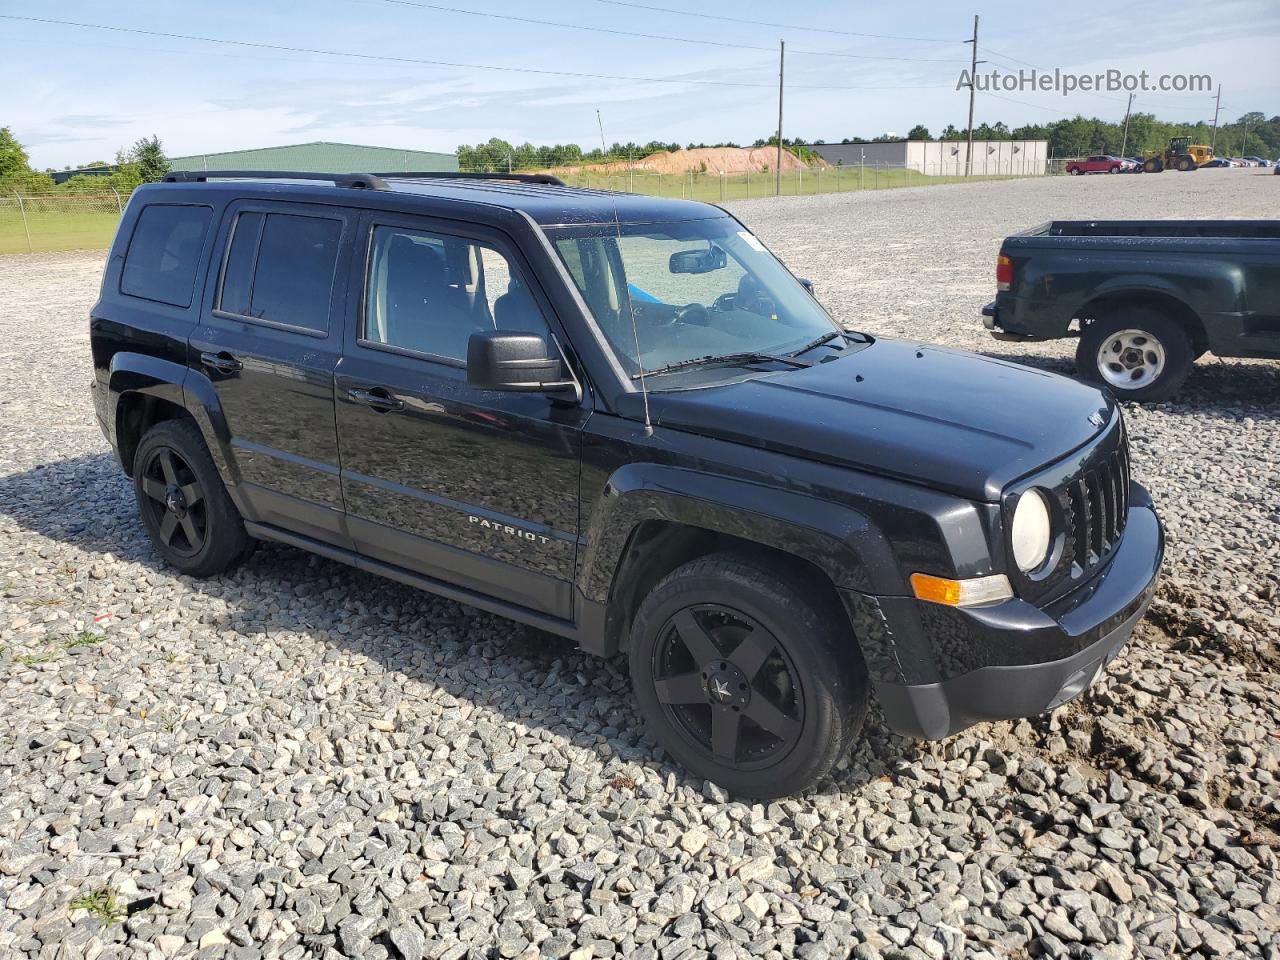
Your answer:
70,887 -> 125,926
0,210 -> 120,254
65,630 -> 105,649
17,649 -> 61,666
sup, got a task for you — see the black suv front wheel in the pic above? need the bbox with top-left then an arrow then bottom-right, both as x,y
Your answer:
133,419 -> 252,577
629,553 -> 867,798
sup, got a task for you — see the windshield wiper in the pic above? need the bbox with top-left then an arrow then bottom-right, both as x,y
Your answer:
790,330 -> 849,357
631,351 -> 811,380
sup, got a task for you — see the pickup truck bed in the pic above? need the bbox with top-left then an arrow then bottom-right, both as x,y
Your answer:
983,219 -> 1280,400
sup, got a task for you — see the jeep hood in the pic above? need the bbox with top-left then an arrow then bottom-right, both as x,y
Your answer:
643,338 -> 1115,502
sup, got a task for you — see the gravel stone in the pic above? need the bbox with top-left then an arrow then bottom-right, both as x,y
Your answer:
1,171 -> 1277,960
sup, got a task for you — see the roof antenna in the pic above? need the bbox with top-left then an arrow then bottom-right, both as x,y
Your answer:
615,208 -> 653,437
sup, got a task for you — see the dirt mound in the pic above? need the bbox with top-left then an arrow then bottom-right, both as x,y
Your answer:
544,146 -> 819,177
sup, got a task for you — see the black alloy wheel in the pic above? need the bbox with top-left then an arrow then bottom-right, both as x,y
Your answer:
132,419 -> 252,577
652,603 -> 805,769
629,553 -> 868,798
139,445 -> 207,558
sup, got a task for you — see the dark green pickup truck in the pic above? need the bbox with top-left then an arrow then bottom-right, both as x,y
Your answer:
983,220 -> 1280,400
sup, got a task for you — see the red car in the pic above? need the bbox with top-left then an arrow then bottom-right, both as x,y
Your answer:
1066,155 -> 1133,175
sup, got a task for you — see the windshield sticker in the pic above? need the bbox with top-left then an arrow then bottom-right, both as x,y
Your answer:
737,231 -> 767,252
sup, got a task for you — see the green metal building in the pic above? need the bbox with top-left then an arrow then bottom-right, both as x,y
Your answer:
168,141 -> 457,174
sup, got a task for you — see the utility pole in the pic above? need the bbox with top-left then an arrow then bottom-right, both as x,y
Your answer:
963,15 -> 979,176
596,109 -> 607,157
1211,85 -> 1222,152
776,40 -> 785,197
1120,92 -> 1135,157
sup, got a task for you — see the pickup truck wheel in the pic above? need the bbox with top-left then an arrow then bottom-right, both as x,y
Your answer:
1076,310 -> 1194,402
1069,167 -> 1081,175
133,420 -> 252,577
629,554 -> 867,798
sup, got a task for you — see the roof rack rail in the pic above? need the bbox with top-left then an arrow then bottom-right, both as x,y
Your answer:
375,171 -> 567,186
162,170 -> 390,190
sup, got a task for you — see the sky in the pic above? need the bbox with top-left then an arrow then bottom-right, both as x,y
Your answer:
4,0 -> 1279,169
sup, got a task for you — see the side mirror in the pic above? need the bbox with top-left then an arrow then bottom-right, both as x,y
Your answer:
669,246 -> 726,274
467,332 -> 578,398
798,277 -> 815,295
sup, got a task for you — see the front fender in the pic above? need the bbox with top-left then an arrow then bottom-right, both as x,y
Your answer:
575,463 -> 901,607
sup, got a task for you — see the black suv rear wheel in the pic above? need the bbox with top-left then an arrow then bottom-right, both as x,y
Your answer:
629,553 -> 867,798
133,419 -> 252,577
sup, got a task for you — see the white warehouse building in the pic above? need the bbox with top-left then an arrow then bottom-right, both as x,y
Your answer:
808,140 -> 1049,177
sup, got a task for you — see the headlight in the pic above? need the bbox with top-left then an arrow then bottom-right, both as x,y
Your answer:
1011,489 -> 1052,573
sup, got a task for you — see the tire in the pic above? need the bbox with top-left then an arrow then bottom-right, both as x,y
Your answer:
1177,156 -> 1194,172
1144,159 -> 1162,173
1069,167 -> 1081,176
1075,308 -> 1195,402
1109,166 -> 1120,174
132,419 -> 253,577
629,553 -> 868,798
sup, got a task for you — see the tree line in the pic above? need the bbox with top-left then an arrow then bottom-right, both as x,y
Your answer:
0,129 -> 169,195
460,112 -> 1277,170
848,113 -> 1279,160
4,109 -> 1275,195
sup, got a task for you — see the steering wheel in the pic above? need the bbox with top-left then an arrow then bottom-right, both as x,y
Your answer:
671,302 -> 710,326
711,292 -> 737,313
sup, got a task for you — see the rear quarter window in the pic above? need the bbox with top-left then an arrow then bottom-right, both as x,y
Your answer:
120,204 -> 214,308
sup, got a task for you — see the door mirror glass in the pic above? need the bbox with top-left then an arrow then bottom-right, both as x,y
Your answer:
467,332 -> 577,397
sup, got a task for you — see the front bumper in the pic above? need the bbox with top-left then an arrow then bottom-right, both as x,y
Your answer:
859,482 -> 1163,739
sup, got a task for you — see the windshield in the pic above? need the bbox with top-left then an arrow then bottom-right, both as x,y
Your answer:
547,218 -> 840,386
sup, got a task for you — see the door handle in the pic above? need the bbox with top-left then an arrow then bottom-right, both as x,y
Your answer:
347,387 -> 404,412
200,351 -> 243,374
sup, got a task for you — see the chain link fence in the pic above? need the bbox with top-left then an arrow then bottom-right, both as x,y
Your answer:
2,152 -> 1040,254
541,162 -> 1026,203
1,190 -> 127,255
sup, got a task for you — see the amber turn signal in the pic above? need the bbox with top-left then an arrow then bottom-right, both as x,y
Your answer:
910,572 -> 1013,607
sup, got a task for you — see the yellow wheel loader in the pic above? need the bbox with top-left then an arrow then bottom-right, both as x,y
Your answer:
1143,137 -> 1214,172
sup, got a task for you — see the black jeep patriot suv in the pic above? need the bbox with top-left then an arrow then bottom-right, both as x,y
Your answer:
90,171 -> 1164,797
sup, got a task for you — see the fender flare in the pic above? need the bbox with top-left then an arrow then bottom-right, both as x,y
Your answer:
107,353 -> 242,491
181,367 -> 242,488
107,353 -> 189,472
576,463 -> 903,607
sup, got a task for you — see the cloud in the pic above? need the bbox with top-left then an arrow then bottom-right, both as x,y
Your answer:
54,114 -> 132,129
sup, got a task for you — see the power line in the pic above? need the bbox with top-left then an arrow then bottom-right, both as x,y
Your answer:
586,0 -> 962,42
377,0 -> 965,62
981,91 -> 1072,115
982,46 -> 1037,69
0,15 -> 953,90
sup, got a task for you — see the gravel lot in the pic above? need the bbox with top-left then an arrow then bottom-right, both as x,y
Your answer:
2,169 -> 1278,960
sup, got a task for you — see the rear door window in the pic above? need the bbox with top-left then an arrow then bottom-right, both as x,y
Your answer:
120,204 -> 213,307
217,211 -> 342,333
